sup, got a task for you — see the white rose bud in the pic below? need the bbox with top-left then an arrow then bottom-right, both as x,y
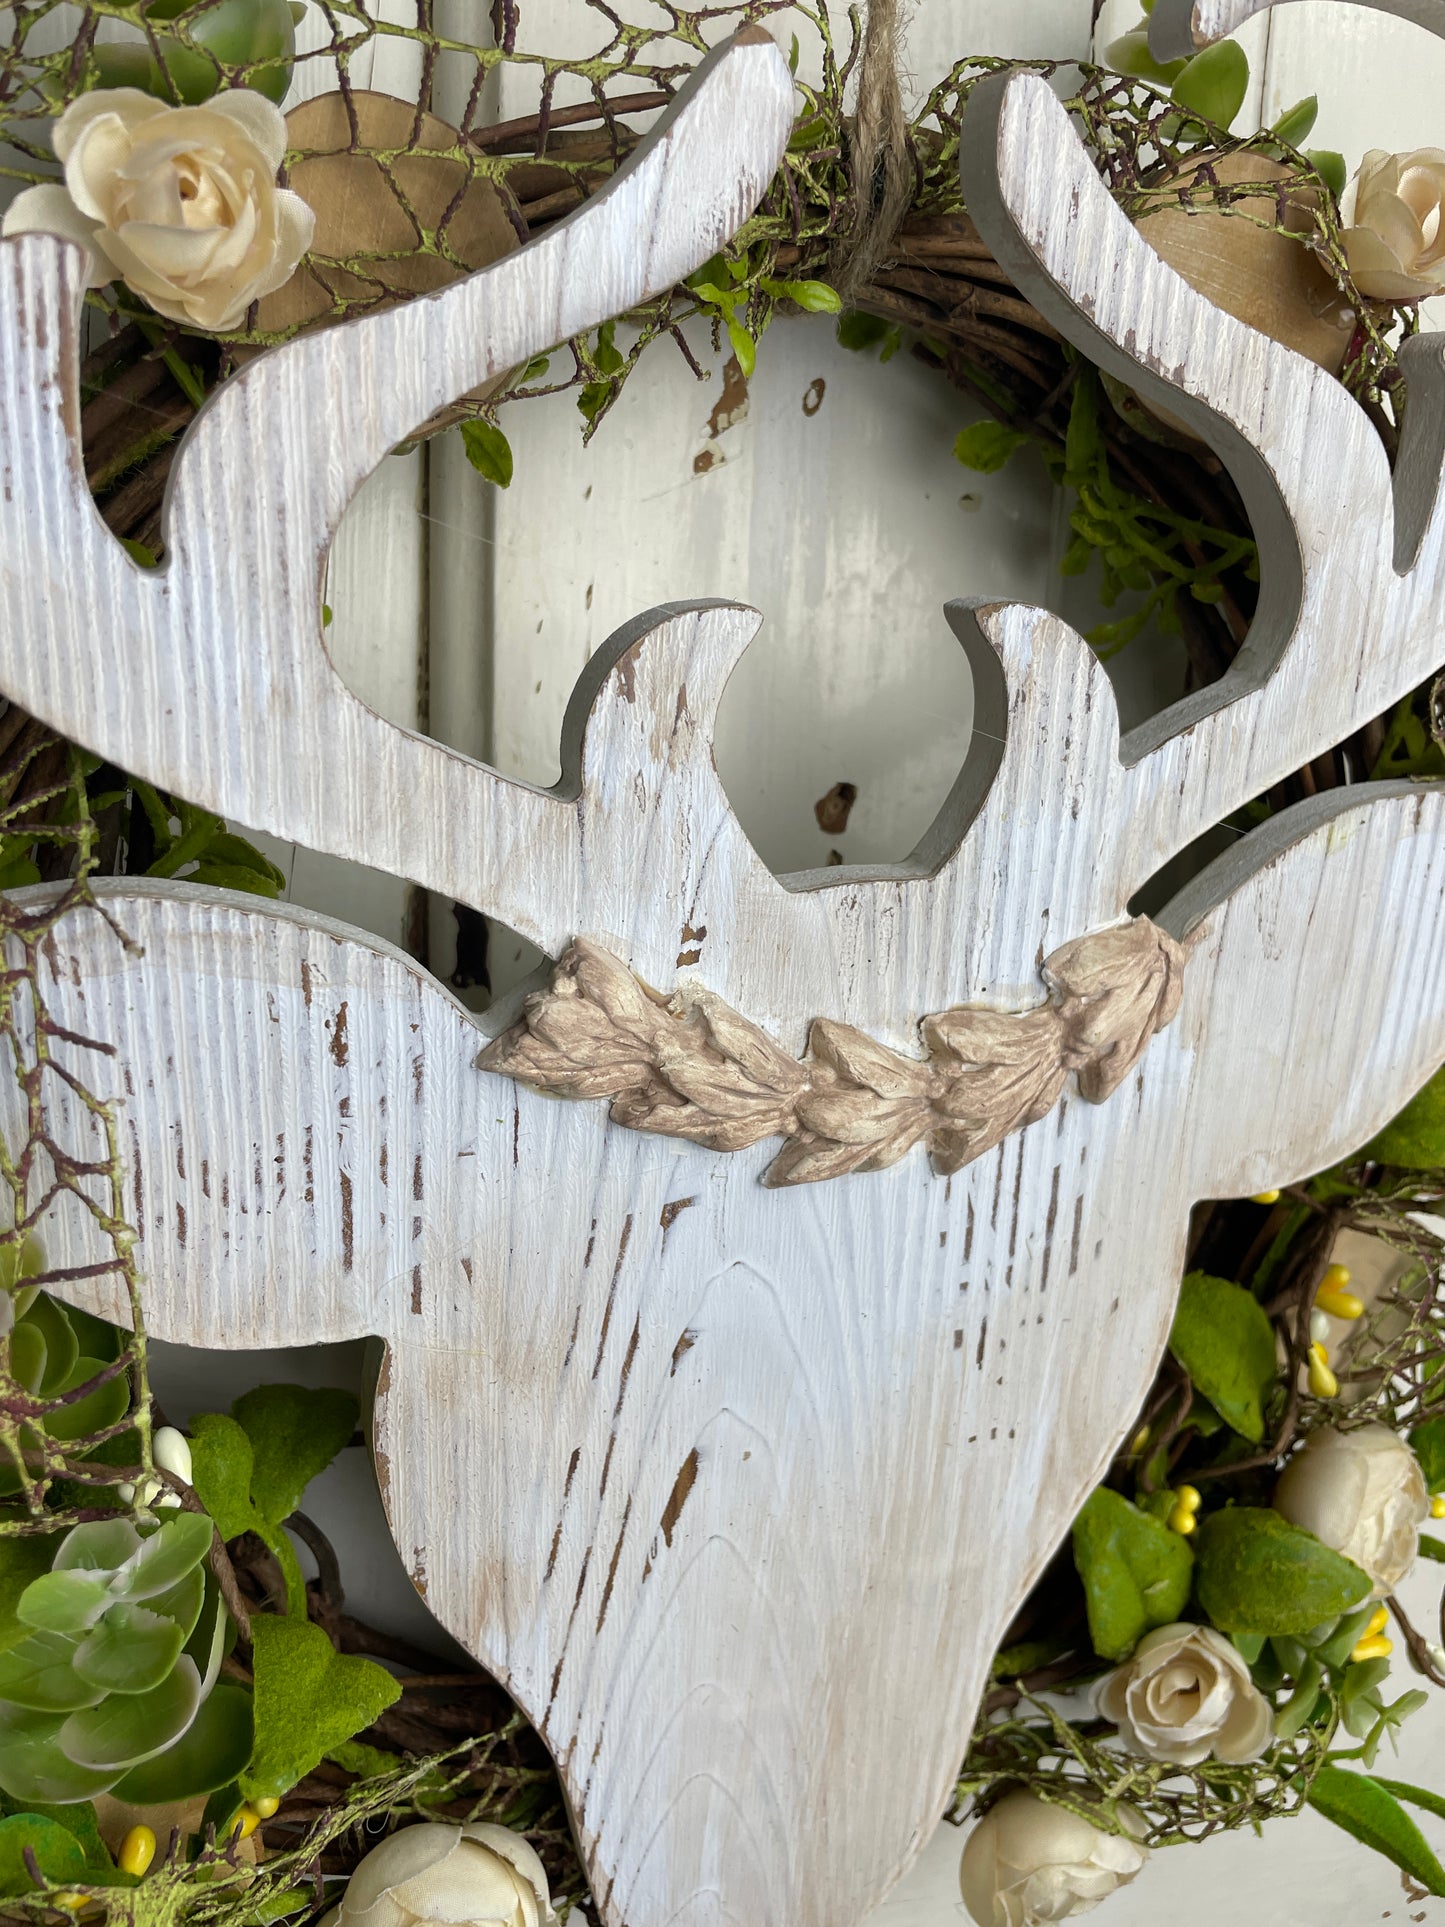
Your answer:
3,87 -> 313,332
959,1791 -> 1148,1927
118,1424 -> 193,1509
1097,1622 -> 1272,1767
321,1822 -> 556,1927
1342,148 -> 1445,300
1274,1422 -> 1428,1598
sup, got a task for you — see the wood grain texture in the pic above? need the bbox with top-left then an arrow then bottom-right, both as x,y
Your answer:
5,6 -> 1445,1923
1152,0 -> 1445,56
14,783 -> 1445,1927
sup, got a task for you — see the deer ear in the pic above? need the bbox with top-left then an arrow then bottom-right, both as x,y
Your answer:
1154,786 -> 1445,1199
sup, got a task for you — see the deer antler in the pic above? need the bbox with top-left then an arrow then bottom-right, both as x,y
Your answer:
1151,0 -> 1445,59
0,29 -> 793,956
957,65 -> 1445,913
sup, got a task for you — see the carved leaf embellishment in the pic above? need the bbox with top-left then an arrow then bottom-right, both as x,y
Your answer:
480,920 -> 1189,1186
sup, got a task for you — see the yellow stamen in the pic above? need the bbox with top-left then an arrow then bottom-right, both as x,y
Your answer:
1167,1502 -> 1198,1536
1365,1606 -> 1390,1638
118,1826 -> 156,1878
1350,1633 -> 1394,1664
1307,1342 -> 1338,1399
1431,1495 -> 1445,1521
1251,1190 -> 1281,1206
250,1797 -> 280,1820
1174,1484 -> 1202,1515
1129,1425 -> 1151,1456
235,1807 -> 261,1841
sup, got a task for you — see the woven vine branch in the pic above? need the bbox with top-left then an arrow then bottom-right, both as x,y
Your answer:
480,919 -> 1189,1186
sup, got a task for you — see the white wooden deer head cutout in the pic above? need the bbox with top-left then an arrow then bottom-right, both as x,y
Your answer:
6,4 -> 1445,1921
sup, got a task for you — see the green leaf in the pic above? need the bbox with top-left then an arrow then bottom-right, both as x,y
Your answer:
778,279 -> 842,313
1308,149 -> 1348,199
73,1603 -> 185,1697
725,317 -> 756,380
837,311 -> 896,355
189,1409 -> 316,1616
110,1680 -> 253,1805
231,1384 -> 358,1527
52,1520 -> 139,1576
1410,1418 -> 1445,1493
459,419 -> 513,490
40,1356 -> 131,1452
0,1540 -> 59,1654
241,1616 -> 399,1801
21,1298 -> 77,1399
0,1704 -> 116,1804
953,421 -> 1029,474
1360,1063 -> 1445,1167
1374,1777 -> 1445,1826
0,1812 -> 88,1896
1071,1487 -> 1194,1661
1104,26 -> 1186,84
327,1739 -> 402,1779
1170,39 -> 1250,129
17,1573 -> 111,1638
0,1634 -> 100,1713
1,1799 -> 112,1874
1270,94 -> 1318,148
1274,1655 -> 1324,1741
58,1657 -> 201,1769
1169,1272 -> 1278,1443
1194,1508 -> 1371,1634
1419,1533 -> 1445,1564
1308,1765 -> 1445,1894
116,1513 -> 214,1603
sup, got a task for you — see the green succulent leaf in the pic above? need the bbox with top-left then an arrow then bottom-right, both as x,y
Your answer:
1194,1508 -> 1372,1633
89,0 -> 297,104
73,1603 -> 185,1697
1169,1272 -> 1278,1443
53,1521 -> 140,1576
59,1657 -> 201,1770
7,1323 -> 45,1397
41,1357 -> 131,1448
0,1633 -> 102,1714
110,1680 -> 253,1805
17,1572 -> 112,1638
1071,1487 -> 1194,1662
21,1298 -> 78,1399
115,1513 -> 214,1604
0,1704 -> 117,1804
241,1615 -> 400,1801
1104,26 -> 1187,84
1170,39 -> 1250,129
0,1540 -> 59,1655
0,1812 -> 88,1896
1360,1063 -> 1445,1167
0,1797 -> 112,1874
231,1384 -> 358,1528
953,421 -> 1030,474
143,1569 -> 207,1644
1308,1765 -> 1445,1895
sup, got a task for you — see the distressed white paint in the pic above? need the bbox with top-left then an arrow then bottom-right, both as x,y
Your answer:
2,6 -> 1445,1925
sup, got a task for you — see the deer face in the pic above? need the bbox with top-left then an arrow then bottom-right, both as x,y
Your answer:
5,7 -> 1445,1926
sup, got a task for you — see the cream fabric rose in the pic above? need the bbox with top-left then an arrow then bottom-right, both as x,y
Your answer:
2,87 -> 313,330
1097,1622 -> 1272,1767
320,1822 -> 556,1927
1343,148 -> 1445,300
1274,1422 -> 1428,1597
959,1791 -> 1148,1927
